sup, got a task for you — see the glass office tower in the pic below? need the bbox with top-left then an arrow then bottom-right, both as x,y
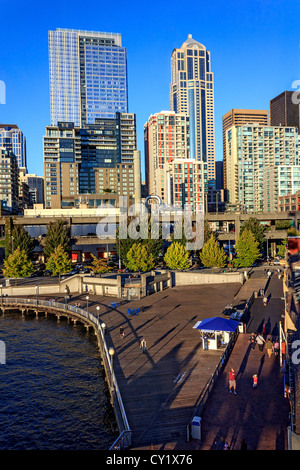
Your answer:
0,124 -> 27,170
49,28 -> 128,126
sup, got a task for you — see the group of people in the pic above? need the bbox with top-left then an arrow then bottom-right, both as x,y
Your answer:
228,367 -> 258,396
228,335 -> 284,396
249,333 -> 280,357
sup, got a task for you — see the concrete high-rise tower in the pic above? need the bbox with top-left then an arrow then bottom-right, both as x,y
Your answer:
222,109 -> 269,189
170,34 -> 215,184
49,28 -> 128,127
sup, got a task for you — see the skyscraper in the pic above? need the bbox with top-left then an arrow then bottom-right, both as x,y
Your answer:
170,35 -> 215,184
224,124 -> 299,212
0,124 -> 27,170
0,148 -> 19,213
270,91 -> 300,130
144,111 -> 190,200
49,28 -> 128,127
43,113 -> 137,209
222,109 -> 269,189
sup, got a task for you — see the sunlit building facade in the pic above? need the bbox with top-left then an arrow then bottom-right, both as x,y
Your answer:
170,35 -> 215,184
49,28 -> 128,126
0,124 -> 27,170
225,124 -> 300,212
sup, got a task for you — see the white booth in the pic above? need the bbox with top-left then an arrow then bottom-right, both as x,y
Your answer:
193,317 -> 239,350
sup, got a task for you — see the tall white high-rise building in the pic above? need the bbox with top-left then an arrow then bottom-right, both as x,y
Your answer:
170,35 -> 215,184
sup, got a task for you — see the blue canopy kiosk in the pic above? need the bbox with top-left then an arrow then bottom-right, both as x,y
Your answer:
193,317 -> 239,350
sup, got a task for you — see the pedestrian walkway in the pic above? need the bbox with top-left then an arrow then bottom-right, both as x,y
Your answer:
196,270 -> 290,450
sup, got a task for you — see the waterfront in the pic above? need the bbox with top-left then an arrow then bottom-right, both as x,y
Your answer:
0,312 -> 117,450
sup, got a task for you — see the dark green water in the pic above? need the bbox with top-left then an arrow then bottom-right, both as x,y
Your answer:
0,312 -> 117,450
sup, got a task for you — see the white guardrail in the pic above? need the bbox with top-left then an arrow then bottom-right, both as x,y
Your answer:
0,297 -> 132,449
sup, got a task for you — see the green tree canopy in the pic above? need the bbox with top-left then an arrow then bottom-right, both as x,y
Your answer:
4,217 -> 34,258
3,247 -> 34,279
9,225 -> 34,258
46,244 -> 72,281
233,228 -> 261,267
204,219 -> 218,243
90,255 -> 113,275
199,234 -> 227,268
125,243 -> 155,272
44,220 -> 71,258
117,215 -> 163,265
240,217 -> 265,249
164,242 -> 190,270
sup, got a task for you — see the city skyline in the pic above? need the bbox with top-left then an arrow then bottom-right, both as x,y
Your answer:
0,0 -> 300,179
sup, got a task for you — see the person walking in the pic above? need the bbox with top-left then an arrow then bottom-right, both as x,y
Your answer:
120,326 -> 125,339
273,339 -> 280,356
266,337 -> 274,358
282,341 -> 287,363
249,333 -> 256,350
140,337 -> 147,354
263,295 -> 268,307
252,374 -> 258,388
240,439 -> 248,450
256,334 -> 265,352
229,368 -> 237,395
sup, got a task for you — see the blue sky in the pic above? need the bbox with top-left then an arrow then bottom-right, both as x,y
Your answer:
0,0 -> 300,179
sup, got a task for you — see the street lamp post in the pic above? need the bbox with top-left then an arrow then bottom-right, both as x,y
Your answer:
64,287 -> 68,310
96,305 -> 100,321
118,241 -> 122,271
35,285 -> 39,306
0,284 -> 2,307
86,295 -> 89,313
109,347 -> 115,392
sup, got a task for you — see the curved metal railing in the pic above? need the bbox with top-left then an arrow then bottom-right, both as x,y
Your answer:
0,297 -> 132,449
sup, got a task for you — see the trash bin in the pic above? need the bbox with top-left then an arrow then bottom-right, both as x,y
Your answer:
191,416 -> 201,440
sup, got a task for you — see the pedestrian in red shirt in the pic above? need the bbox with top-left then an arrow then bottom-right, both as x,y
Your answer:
252,374 -> 258,388
229,368 -> 237,395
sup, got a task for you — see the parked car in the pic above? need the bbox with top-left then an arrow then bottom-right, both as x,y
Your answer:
67,269 -> 80,275
43,270 -> 52,277
222,305 -> 236,317
30,270 -> 44,278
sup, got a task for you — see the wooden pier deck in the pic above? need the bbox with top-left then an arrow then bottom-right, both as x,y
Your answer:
81,282 -> 242,449
21,267 -> 290,450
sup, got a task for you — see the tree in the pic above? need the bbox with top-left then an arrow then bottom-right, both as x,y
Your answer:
277,239 -> 287,258
240,217 -> 265,249
3,247 -> 34,280
44,220 -> 71,258
277,228 -> 300,257
46,244 -> 72,281
200,234 -> 227,268
116,215 -> 163,266
90,255 -> 113,276
125,243 -> 155,272
164,242 -> 190,270
7,224 -> 34,258
204,219 -> 218,243
4,217 -> 14,257
233,228 -> 261,267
